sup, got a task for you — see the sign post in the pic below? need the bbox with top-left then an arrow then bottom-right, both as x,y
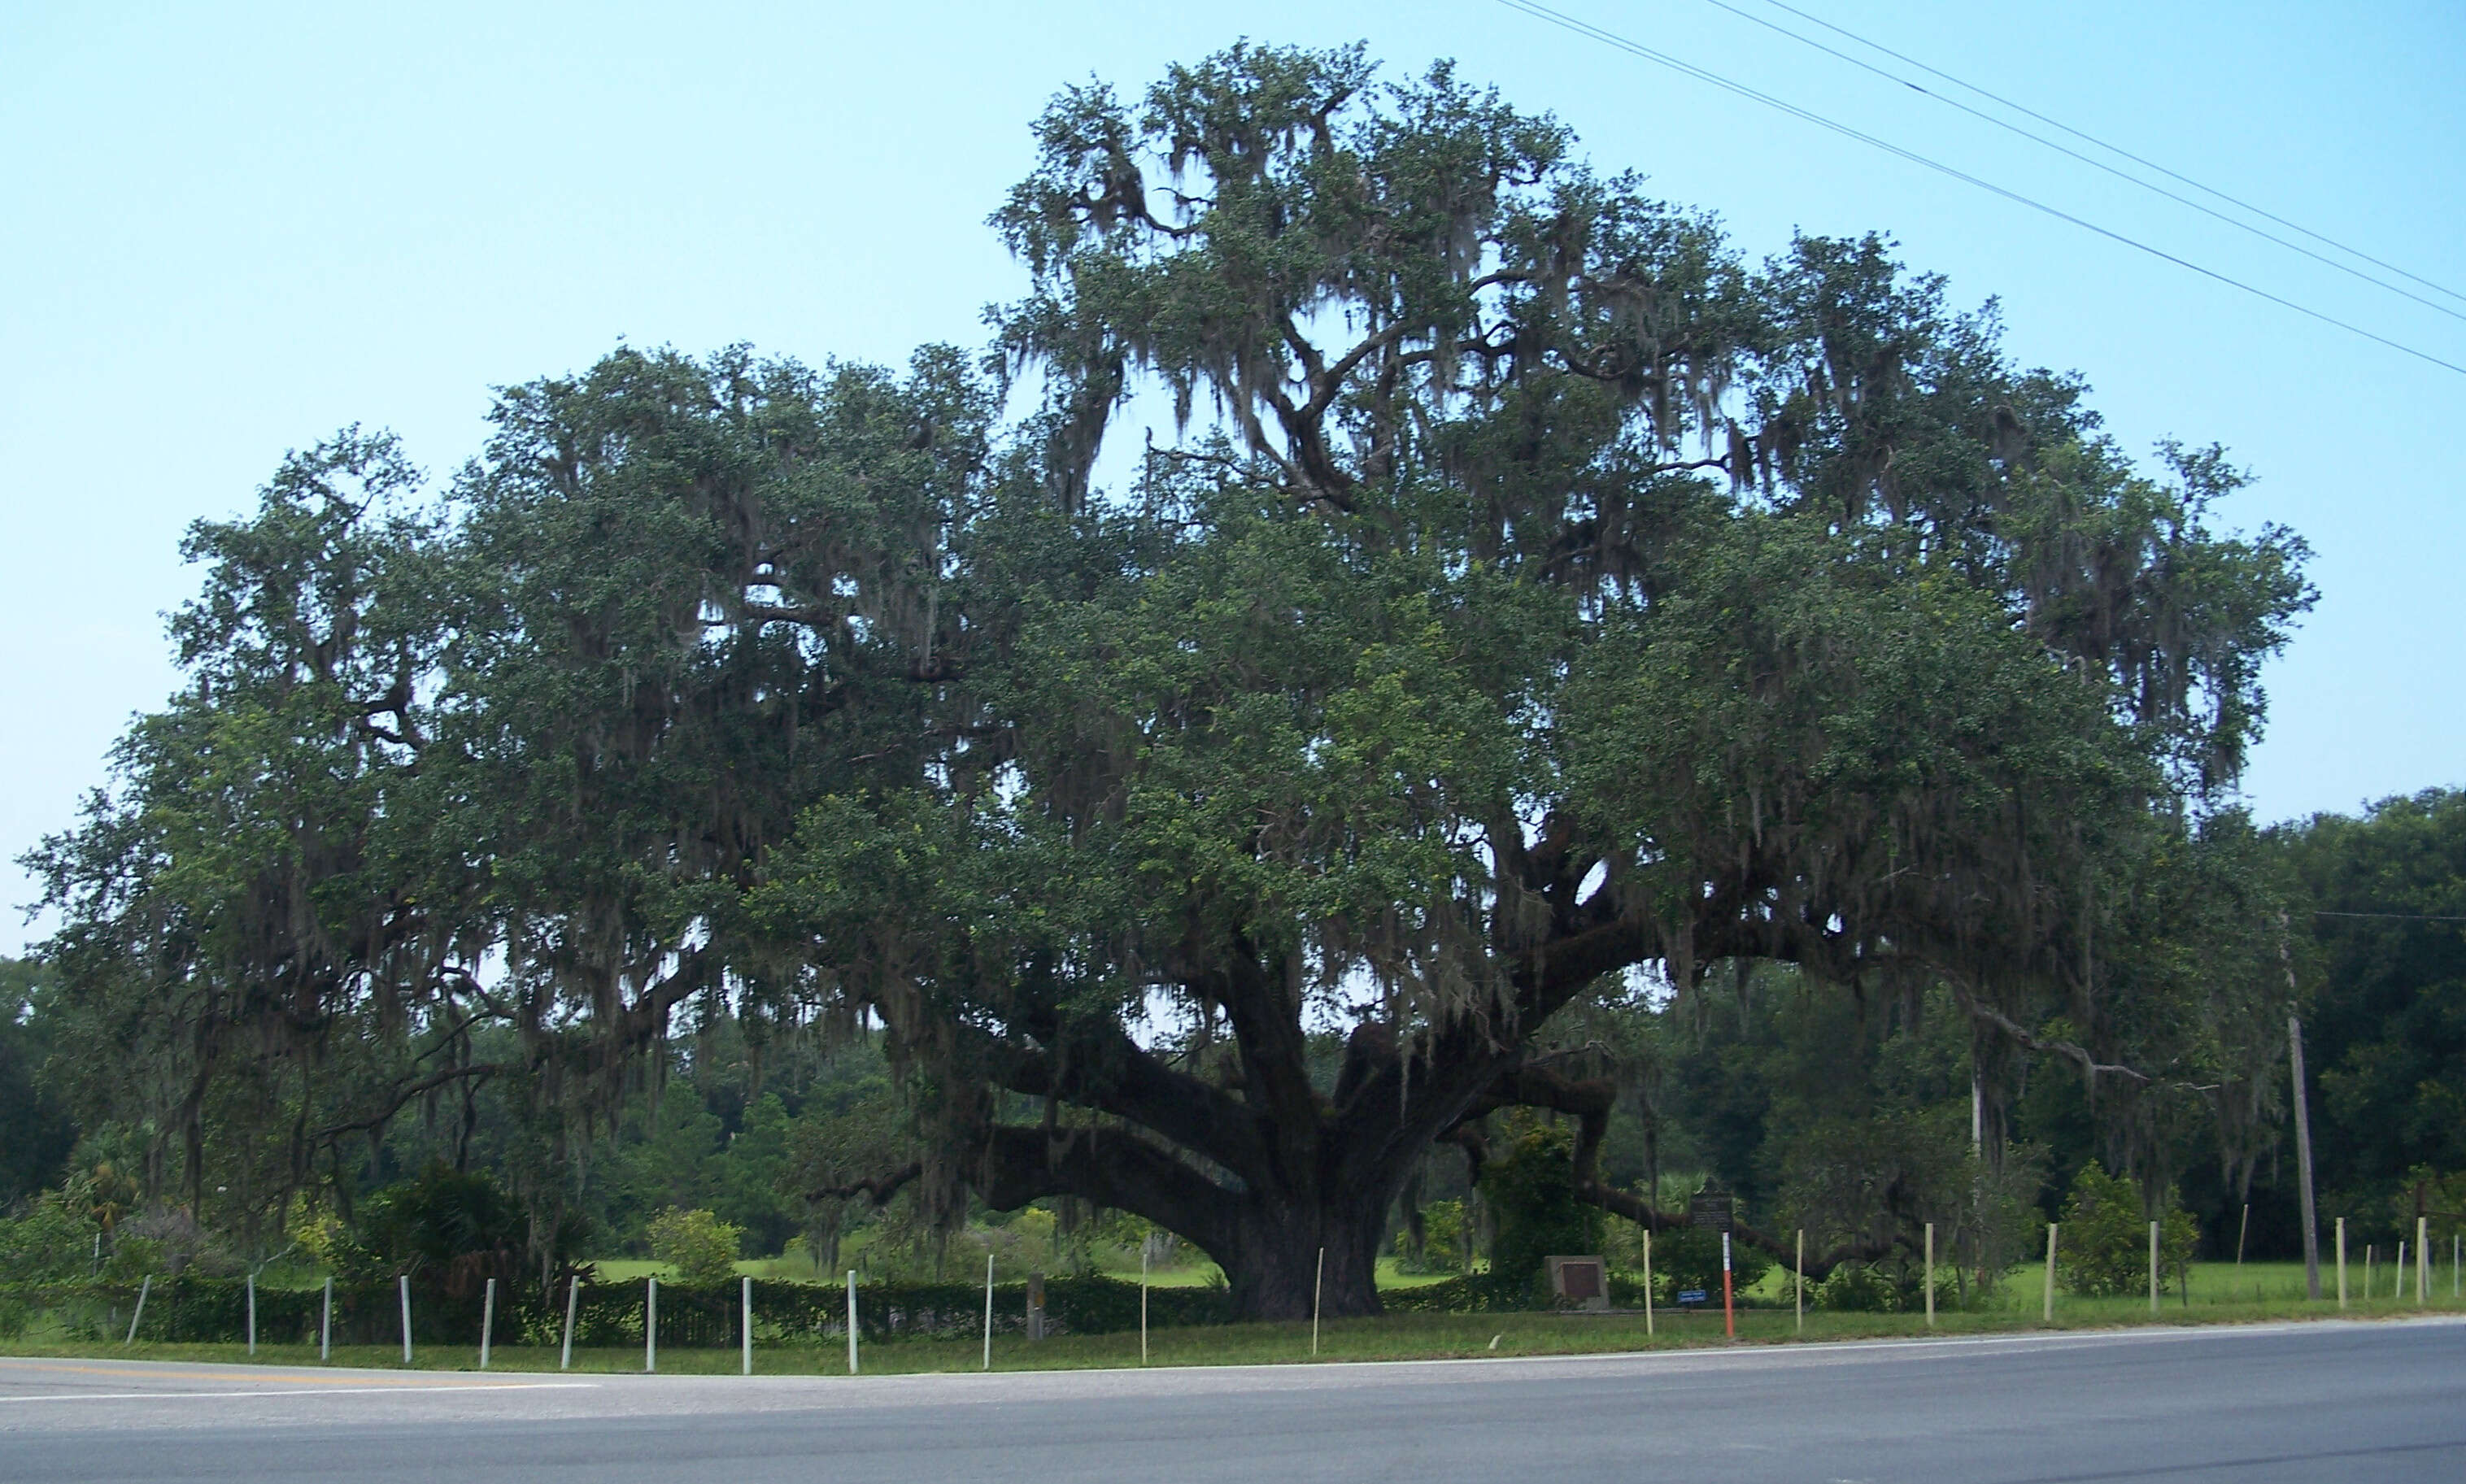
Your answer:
1720,1231 -> 1735,1340
1690,1190 -> 1736,1340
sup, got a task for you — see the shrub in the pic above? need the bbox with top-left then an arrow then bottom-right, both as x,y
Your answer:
647,1207 -> 744,1285
359,1164 -> 528,1287
1649,1226 -> 1772,1303
1815,1260 -> 1900,1312
0,1189 -> 98,1283
1396,1198 -> 1470,1275
1479,1116 -> 1599,1296
1809,1258 -> 1958,1312
2057,1161 -> 2196,1297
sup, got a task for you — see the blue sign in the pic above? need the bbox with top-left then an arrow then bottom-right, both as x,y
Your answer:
1676,1289 -> 1709,1304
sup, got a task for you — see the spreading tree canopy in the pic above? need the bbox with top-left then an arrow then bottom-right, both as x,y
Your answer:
28,45 -> 2311,1316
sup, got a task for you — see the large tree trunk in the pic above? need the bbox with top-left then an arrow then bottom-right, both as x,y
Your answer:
1216,1187 -> 1392,1321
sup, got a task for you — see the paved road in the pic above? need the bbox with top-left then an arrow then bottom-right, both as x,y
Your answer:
3,1320 -> 2460,1482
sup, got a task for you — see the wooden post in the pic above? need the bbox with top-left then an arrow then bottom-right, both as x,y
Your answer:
981,1253 -> 994,1371
646,1277 -> 657,1373
1311,1246 -> 1325,1357
246,1272 -> 257,1357
2396,1242 -> 2407,1305
320,1276 -> 333,1361
1027,1271 -> 1045,1343
1924,1222 -> 1936,1328
1794,1229 -> 1804,1333
2417,1217 -> 2429,1308
481,1277 -> 496,1369
399,1275 -> 412,1364
125,1275 -> 150,1344
561,1274 -> 580,1369
845,1269 -> 859,1375
742,1276 -> 753,1376
2336,1218 -> 2347,1309
2149,1221 -> 2159,1315
1140,1245 -> 1151,1366
2043,1224 -> 2057,1322
2236,1204 -> 2250,1267
1642,1229 -> 1653,1337
2366,1244 -> 2375,1303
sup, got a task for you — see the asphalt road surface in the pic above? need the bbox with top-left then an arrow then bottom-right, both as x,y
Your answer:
4,1319 -> 2460,1482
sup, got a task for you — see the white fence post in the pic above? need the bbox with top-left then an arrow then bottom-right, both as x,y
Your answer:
846,1270 -> 859,1375
481,1277 -> 496,1369
646,1277 -> 657,1373
246,1272 -> 257,1357
124,1275 -> 151,1344
2417,1217 -> 2430,1308
1794,1229 -> 1803,1333
561,1274 -> 579,1370
2336,1218 -> 2347,1309
1924,1223 -> 1936,1328
1141,1246 -> 1151,1366
320,1276 -> 333,1361
743,1276 -> 753,1377
2149,1221 -> 2159,1315
982,1253 -> 995,1372
399,1275 -> 412,1365
1312,1247 -> 1324,1357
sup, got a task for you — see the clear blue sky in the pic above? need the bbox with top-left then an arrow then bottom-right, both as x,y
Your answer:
4,1 -> 2460,954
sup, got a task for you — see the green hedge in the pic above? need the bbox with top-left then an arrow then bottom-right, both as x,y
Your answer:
0,1273 -> 1235,1348
4,1267 -> 1711,1347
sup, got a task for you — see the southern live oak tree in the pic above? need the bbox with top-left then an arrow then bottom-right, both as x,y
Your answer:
28,45 -> 2311,1317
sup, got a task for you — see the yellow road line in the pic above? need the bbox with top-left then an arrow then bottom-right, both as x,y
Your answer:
0,1362 -> 547,1387
0,1383 -> 597,1403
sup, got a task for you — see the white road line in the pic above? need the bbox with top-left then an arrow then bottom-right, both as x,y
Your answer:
0,1383 -> 599,1403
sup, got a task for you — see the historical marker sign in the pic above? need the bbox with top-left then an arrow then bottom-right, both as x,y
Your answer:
1689,1193 -> 1734,1232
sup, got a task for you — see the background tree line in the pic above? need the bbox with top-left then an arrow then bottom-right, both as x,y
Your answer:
10,790 -> 2457,1285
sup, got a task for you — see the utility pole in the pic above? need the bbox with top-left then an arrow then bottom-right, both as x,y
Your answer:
2281,912 -> 2321,1301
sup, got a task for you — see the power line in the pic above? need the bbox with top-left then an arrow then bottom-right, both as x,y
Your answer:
1490,0 -> 2466,379
1745,0 -> 2466,311
1688,0 -> 2466,325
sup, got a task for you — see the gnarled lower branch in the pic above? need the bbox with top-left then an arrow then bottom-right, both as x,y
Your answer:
804,1162 -> 924,1206
1453,1061 -> 1893,1281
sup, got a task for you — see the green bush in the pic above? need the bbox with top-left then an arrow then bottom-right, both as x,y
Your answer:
1809,1258 -> 1957,1312
0,1190 -> 98,1283
647,1208 -> 744,1285
1396,1199 -> 1470,1275
2057,1161 -> 2196,1297
359,1164 -> 529,1284
1479,1116 -> 1599,1297
1648,1226 -> 1771,1303
1815,1260 -> 1900,1312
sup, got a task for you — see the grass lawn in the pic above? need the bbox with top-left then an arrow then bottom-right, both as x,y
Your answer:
11,1259 -> 2459,1377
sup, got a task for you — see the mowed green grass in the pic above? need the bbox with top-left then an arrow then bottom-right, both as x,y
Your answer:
11,1259 -> 2459,1377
